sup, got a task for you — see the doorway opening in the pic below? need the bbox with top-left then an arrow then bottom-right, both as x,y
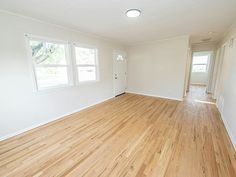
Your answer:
190,52 -> 211,87
187,85 -> 215,103
113,50 -> 127,97
186,51 -> 216,103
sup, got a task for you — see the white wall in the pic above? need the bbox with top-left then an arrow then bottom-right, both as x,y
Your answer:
184,47 -> 192,95
127,36 -> 189,100
190,72 -> 208,85
0,12 -> 125,139
215,23 -> 236,149
191,42 -> 217,52
206,51 -> 217,93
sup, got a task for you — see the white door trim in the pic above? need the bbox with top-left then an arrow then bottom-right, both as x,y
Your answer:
113,50 -> 127,96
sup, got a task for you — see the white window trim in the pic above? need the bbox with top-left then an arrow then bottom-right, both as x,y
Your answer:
72,43 -> 100,85
25,34 -> 74,92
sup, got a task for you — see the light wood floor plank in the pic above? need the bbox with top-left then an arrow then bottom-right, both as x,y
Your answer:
0,86 -> 235,177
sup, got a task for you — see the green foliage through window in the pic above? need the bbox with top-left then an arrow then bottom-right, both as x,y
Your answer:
29,40 -> 66,65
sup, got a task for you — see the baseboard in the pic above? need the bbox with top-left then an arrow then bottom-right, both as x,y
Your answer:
216,103 -> 236,151
221,117 -> 236,151
0,96 -> 114,142
126,91 -> 183,101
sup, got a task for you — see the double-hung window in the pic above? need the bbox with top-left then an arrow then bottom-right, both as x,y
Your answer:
192,55 -> 209,73
74,45 -> 98,83
28,36 -> 71,90
27,35 -> 100,91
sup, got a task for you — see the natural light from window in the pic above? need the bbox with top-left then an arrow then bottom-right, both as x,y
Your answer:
192,55 -> 209,73
75,46 -> 98,82
29,39 -> 69,90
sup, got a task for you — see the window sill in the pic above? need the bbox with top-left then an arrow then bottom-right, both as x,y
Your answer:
32,80 -> 100,94
77,80 -> 100,85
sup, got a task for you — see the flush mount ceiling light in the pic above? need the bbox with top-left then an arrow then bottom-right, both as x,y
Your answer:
126,9 -> 141,18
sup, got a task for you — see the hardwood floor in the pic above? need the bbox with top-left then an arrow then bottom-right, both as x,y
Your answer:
187,85 -> 215,102
0,88 -> 236,177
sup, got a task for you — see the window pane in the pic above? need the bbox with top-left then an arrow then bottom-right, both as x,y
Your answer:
192,56 -> 208,65
75,47 -> 96,65
192,65 -> 207,73
117,55 -> 124,61
35,67 -> 68,89
30,40 -> 67,65
78,66 -> 96,82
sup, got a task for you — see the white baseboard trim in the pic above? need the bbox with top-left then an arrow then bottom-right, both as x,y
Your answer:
0,96 -> 114,142
126,91 -> 183,101
220,115 -> 236,151
216,103 -> 236,151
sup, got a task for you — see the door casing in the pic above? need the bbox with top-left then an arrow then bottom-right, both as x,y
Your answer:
113,50 -> 127,96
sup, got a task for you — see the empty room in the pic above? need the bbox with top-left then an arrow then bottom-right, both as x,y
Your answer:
0,0 -> 236,177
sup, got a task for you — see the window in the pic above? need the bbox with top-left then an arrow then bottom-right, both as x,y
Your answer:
116,55 -> 124,61
27,35 -> 100,90
28,37 -> 71,90
74,46 -> 98,82
192,55 -> 209,73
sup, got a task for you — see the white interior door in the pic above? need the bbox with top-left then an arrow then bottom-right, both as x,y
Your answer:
113,51 -> 127,96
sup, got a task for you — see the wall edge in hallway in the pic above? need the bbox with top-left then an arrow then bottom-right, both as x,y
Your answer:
217,104 -> 236,151
0,96 -> 114,142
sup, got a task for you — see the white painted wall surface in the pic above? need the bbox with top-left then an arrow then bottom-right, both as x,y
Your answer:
0,12 -> 125,139
127,36 -> 189,100
216,23 -> 236,149
190,72 -> 208,85
191,42 -> 217,52
184,48 -> 192,95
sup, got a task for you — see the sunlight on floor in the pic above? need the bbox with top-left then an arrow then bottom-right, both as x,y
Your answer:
194,99 -> 216,105
186,85 -> 216,103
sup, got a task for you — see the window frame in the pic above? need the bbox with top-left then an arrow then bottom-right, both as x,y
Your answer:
72,43 -> 99,85
25,34 -> 73,92
192,55 -> 209,73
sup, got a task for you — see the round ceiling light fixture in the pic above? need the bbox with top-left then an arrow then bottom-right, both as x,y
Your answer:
126,9 -> 141,18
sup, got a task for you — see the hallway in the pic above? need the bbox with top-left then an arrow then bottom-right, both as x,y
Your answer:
187,85 -> 216,103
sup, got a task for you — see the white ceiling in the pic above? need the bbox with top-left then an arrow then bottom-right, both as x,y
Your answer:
0,0 -> 236,45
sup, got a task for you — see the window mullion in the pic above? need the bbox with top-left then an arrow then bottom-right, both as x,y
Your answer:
77,64 -> 96,67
